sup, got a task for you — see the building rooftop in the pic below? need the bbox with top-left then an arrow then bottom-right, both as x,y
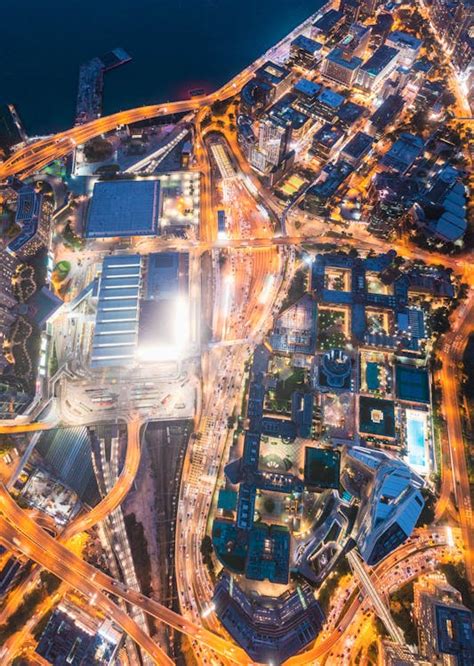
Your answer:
268,94 -> 310,130
91,254 -> 141,368
317,87 -> 346,110
304,447 -> 340,490
396,364 -> 430,404
306,160 -> 354,201
361,45 -> 400,77
381,132 -> 425,174
213,572 -> 324,665
8,185 -> 42,254
313,9 -> 344,35
327,47 -> 363,70
255,60 -> 291,87
86,179 -> 161,238
387,30 -> 422,51
291,34 -> 323,55
294,78 -> 321,99
337,101 -> 366,127
359,396 -> 396,438
312,123 -> 345,150
370,94 -> 405,131
268,293 -> 317,355
414,165 -> 468,243
342,131 -> 373,160
246,523 -> 290,584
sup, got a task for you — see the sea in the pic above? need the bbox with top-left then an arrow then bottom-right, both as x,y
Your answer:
1,0 -> 324,136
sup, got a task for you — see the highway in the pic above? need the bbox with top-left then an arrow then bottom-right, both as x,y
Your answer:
62,417 -> 142,538
0,489 -> 252,665
438,295 -> 474,589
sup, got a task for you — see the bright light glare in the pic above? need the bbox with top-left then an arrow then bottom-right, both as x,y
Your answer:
201,602 -> 215,618
259,275 -> 275,304
446,525 -> 454,548
136,296 -> 189,363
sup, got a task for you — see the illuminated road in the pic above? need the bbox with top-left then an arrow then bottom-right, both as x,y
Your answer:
62,417 -> 142,538
0,487 -> 254,664
0,0 -> 325,181
438,295 -> 474,589
1,0 -> 473,662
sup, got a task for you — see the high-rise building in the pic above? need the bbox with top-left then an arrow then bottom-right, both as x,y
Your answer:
342,446 -> 425,565
414,573 -> 474,666
0,250 -> 19,375
7,185 -> 53,258
340,0 -> 361,24
360,0 -> 378,18
381,641 -> 428,665
340,22 -> 371,57
257,116 -> 291,167
429,0 -> 473,73
370,12 -> 395,48
0,104 -> 26,157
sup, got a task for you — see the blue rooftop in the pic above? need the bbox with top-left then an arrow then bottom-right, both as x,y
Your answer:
388,30 -> 422,51
317,87 -> 345,109
294,78 -> 321,98
291,34 -> 322,54
327,47 -> 363,70
86,179 -> 161,238
361,45 -> 400,77
313,9 -> 344,35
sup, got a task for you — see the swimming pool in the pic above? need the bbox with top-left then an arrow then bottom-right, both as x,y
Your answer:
406,410 -> 429,474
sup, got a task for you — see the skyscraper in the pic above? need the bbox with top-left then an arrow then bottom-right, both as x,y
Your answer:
258,116 -> 291,167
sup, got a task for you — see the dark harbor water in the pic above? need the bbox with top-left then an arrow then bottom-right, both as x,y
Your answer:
1,0 -> 324,135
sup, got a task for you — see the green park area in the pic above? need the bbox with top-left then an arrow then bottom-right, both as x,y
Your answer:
267,366 -> 309,412
53,260 -> 71,282
318,309 -> 347,350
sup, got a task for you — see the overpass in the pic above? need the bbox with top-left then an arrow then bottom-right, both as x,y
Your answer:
347,550 -> 405,645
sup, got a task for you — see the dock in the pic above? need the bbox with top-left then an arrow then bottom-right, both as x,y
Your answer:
75,48 -> 132,126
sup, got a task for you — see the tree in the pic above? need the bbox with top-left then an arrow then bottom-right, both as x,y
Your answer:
416,488 -> 436,527
429,307 -> 450,335
83,137 -> 114,162
263,497 -> 276,514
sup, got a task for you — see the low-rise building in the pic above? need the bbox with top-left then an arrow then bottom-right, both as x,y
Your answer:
310,123 -> 346,160
290,35 -> 323,68
340,131 -> 373,166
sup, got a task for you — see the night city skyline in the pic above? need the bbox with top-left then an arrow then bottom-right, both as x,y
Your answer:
0,1 -> 473,665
